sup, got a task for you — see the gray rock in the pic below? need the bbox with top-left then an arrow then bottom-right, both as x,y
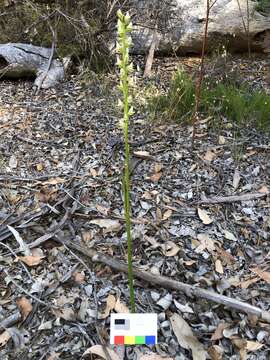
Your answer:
131,0 -> 270,54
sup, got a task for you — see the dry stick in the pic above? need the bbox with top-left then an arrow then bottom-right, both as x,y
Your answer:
246,0 -> 251,58
62,240 -> 270,323
143,23 -> 158,78
3,269 -> 59,309
196,192 -> 267,205
191,0 -> 211,149
21,226 -> 270,322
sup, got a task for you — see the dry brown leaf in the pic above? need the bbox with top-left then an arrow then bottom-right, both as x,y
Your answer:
82,231 -> 93,242
198,208 -> 213,225
231,337 -> 247,349
150,172 -> 162,182
183,260 -> 196,266
215,259 -> 224,274
240,277 -> 259,289
133,150 -> 153,159
218,135 -> 226,145
196,234 -> 215,253
142,191 -> 152,200
16,297 -> 33,320
154,163 -> 163,173
53,307 -> 76,321
47,353 -> 60,360
211,322 -> 230,341
208,345 -> 223,360
9,155 -> 18,168
223,230 -> 237,242
36,163 -> 43,171
170,313 -> 207,360
232,169 -> 241,190
43,177 -> 65,185
246,340 -> 264,352
250,267 -> 270,285
114,298 -> 130,313
161,241 -> 180,257
0,330 -> 11,348
18,255 -> 44,267
83,345 -> 121,360
100,294 -> 116,319
139,355 -> 173,360
217,248 -> 236,265
231,338 -> 263,359
156,208 -> 162,221
96,204 -> 110,216
163,209 -> 172,220
258,185 -> 269,194
204,149 -> 216,162
73,271 -> 85,284
89,219 -> 121,233
245,150 -> 256,157
89,168 -> 97,177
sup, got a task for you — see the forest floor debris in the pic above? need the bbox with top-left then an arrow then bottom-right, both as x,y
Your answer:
0,55 -> 269,359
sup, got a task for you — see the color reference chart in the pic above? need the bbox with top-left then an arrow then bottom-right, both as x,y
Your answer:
114,335 -> 156,345
110,313 -> 157,345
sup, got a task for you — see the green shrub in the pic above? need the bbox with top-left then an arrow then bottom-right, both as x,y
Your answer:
149,68 -> 270,132
149,69 -> 196,121
255,0 -> 270,15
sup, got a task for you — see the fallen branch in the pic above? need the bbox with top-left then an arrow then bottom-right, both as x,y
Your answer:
62,240 -> 270,323
196,192 -> 267,205
7,207 -> 270,323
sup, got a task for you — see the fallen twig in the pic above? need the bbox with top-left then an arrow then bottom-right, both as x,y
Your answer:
3,269 -> 59,309
62,240 -> 270,323
196,192 -> 267,205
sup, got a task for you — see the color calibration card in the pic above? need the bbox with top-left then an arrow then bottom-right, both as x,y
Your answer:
110,313 -> 157,345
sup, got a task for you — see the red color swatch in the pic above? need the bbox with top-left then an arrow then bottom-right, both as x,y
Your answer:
114,336 -> 125,345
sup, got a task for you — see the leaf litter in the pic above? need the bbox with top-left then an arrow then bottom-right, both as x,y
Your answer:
0,56 -> 269,359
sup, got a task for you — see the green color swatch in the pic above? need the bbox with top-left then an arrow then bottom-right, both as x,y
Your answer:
135,336 -> 145,344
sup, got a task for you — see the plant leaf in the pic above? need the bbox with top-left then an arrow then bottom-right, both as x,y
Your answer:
170,313 -> 207,360
82,345 -> 121,360
18,255 -> 44,267
0,330 -> 11,348
250,267 -> 270,284
16,297 -> 33,320
232,169 -> 241,190
7,225 -> 31,256
89,219 -> 121,233
198,208 -> 213,225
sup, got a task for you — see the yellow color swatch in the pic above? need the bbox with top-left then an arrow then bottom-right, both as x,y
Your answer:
125,336 -> 135,345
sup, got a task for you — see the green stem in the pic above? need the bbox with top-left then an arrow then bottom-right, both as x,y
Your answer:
123,62 -> 135,314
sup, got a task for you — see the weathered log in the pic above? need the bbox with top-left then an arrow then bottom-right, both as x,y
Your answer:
0,43 -> 66,88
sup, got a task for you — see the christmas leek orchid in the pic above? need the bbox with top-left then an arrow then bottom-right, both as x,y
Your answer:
116,9 -> 135,312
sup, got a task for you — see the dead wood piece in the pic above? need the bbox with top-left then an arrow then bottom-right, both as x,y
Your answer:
143,23 -> 158,78
64,241 -> 270,324
0,43 -> 66,89
196,192 -> 267,205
